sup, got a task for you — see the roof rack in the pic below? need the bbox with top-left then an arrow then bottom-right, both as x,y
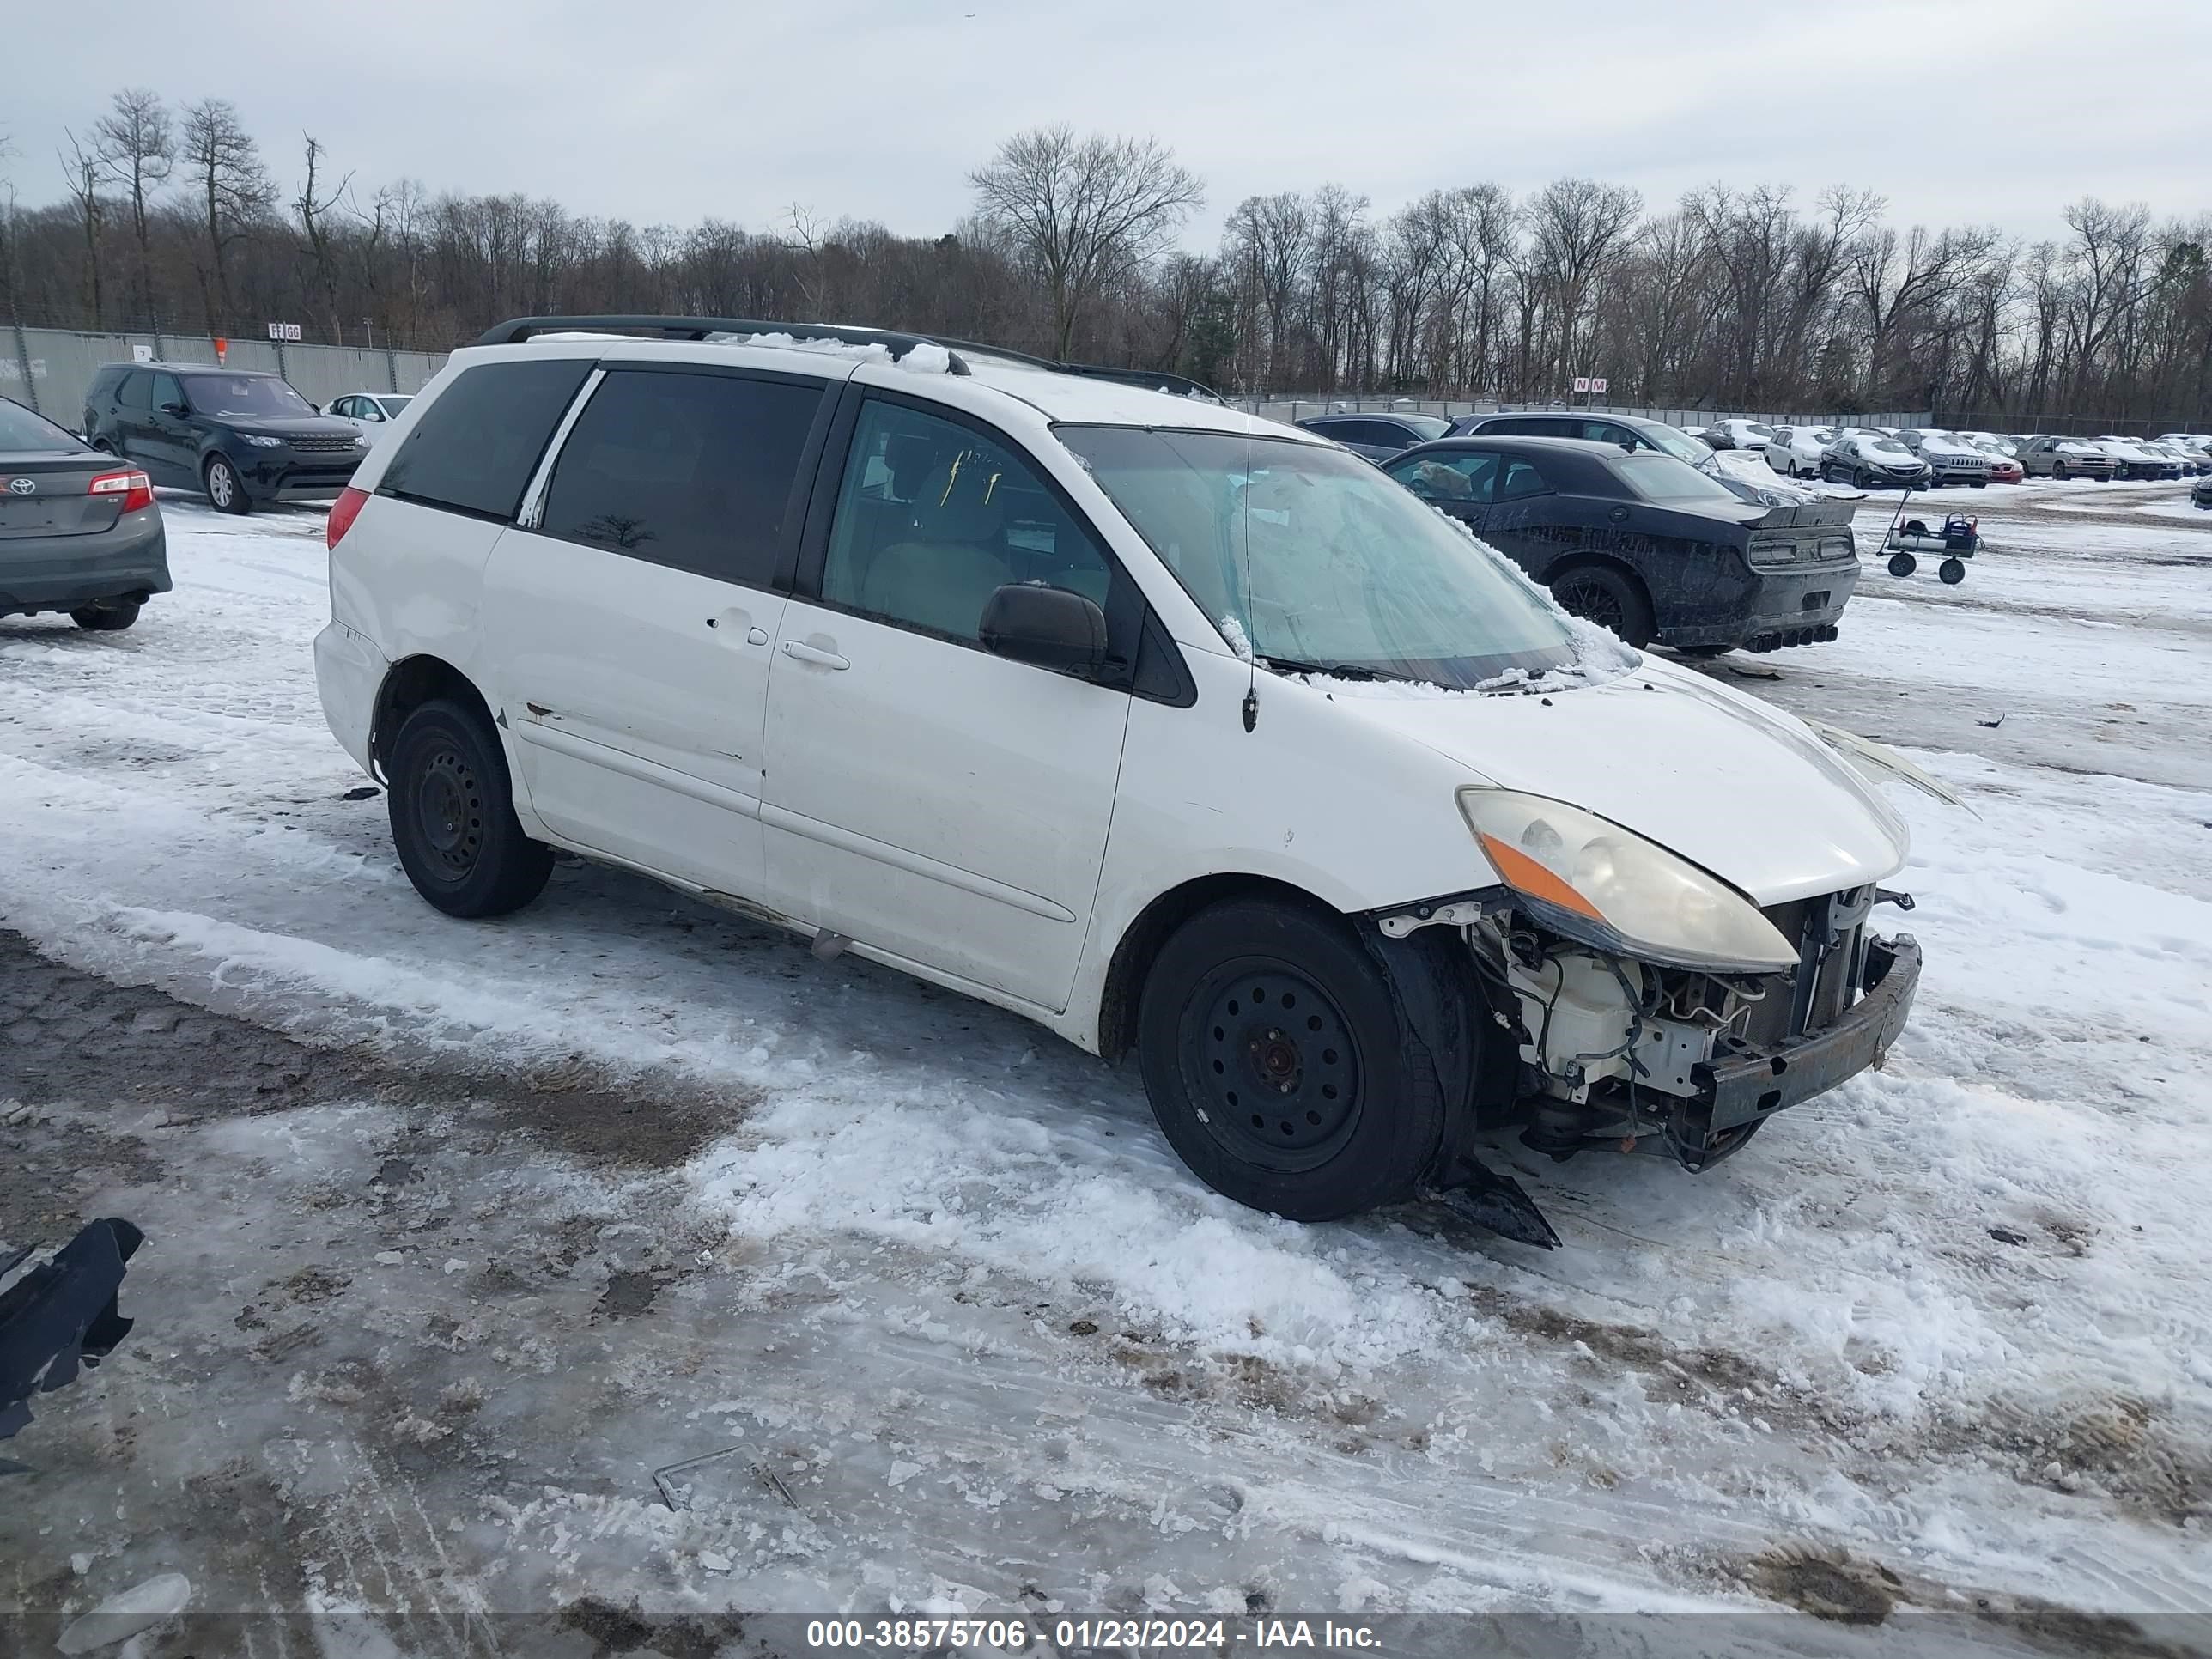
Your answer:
471,316 -> 972,374
473,316 -> 1224,401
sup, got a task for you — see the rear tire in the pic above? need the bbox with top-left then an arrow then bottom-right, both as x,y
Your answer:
1548,562 -> 1655,647
204,455 -> 251,514
1136,898 -> 1444,1221
70,601 -> 140,631
387,698 -> 552,918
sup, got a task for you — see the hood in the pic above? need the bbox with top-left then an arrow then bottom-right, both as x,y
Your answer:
1327,659 -> 1907,906
216,414 -> 362,439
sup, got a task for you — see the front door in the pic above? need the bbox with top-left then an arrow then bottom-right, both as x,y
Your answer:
481,362 -> 831,901
142,371 -> 198,486
760,394 -> 1131,1010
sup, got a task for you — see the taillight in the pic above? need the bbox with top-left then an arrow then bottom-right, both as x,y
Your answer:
88,468 -> 154,514
326,485 -> 369,549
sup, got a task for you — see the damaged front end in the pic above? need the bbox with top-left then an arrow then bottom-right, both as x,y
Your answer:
1472,885 -> 1920,1170
1371,783 -> 1922,1245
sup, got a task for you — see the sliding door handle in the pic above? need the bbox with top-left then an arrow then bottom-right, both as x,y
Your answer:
781,640 -> 850,671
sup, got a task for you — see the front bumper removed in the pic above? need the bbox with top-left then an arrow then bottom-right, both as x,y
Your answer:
1693,935 -> 1920,1144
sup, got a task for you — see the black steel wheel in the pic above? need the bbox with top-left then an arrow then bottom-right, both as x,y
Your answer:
1887,551 -> 1917,577
1548,562 -> 1655,647
1137,898 -> 1446,1220
204,454 -> 251,514
387,698 -> 552,918
1939,557 -> 1966,585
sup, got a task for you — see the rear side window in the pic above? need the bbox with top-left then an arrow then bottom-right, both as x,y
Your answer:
116,372 -> 151,410
380,357 -> 594,522
538,368 -> 824,586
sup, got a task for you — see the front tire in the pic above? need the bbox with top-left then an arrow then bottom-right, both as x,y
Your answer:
1136,898 -> 1445,1221
204,455 -> 251,514
387,699 -> 552,918
1548,562 -> 1656,647
70,601 -> 141,631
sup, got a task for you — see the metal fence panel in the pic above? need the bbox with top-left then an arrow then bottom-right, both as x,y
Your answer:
3,325 -> 447,430
1236,395 -> 1930,430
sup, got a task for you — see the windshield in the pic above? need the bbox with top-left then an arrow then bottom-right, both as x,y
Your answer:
1863,439 -> 1913,459
1611,452 -> 1744,502
1057,426 -> 1580,690
0,396 -> 87,453
1399,415 -> 1451,441
1743,422 -> 1777,437
185,375 -> 316,418
1624,418 -> 1714,466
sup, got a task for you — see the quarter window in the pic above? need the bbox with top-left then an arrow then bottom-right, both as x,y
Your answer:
116,372 -> 151,410
821,399 -> 1113,644
1498,459 -> 1551,501
538,368 -> 824,586
380,357 -> 595,522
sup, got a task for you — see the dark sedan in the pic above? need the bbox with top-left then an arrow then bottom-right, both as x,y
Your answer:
1382,435 -> 1857,653
1821,434 -> 1933,490
0,395 -> 169,631
1293,410 -> 1452,460
82,362 -> 368,514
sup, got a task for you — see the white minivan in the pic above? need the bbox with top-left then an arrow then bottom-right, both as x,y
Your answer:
315,317 -> 1923,1243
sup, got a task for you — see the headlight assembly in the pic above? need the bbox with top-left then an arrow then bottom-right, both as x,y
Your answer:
1459,788 -> 1797,973
245,435 -> 283,448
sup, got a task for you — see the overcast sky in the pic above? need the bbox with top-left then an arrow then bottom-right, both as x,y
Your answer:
5,0 -> 2206,246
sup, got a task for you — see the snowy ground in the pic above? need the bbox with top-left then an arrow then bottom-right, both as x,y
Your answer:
2,482 -> 2209,1656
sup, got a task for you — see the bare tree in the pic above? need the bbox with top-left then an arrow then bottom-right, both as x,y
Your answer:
179,98 -> 274,334
59,129 -> 113,328
295,134 -> 352,341
93,88 -> 173,330
1525,178 -> 1643,388
969,126 -> 1201,358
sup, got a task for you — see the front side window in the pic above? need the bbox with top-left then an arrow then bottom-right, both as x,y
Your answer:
1060,427 -> 1580,690
539,368 -> 824,586
1622,419 -> 1714,467
822,398 -> 1115,644
1387,450 -> 1498,503
184,374 -> 313,417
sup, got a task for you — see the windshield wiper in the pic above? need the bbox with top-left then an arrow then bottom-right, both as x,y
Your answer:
1257,653 -> 1389,681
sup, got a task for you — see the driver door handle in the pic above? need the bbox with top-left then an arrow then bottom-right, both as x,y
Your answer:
781,640 -> 850,671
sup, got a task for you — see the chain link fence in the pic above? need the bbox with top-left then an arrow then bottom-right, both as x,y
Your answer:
1227,393 -> 1932,428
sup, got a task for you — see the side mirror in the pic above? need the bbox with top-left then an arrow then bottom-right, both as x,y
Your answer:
979,583 -> 1108,678
159,401 -> 189,417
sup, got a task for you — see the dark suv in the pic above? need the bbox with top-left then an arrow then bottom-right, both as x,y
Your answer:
82,363 -> 369,514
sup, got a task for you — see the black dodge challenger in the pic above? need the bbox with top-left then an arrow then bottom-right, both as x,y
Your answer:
1381,434 -> 1857,653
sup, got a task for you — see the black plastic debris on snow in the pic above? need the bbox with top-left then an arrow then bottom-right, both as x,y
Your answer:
0,1217 -> 144,1457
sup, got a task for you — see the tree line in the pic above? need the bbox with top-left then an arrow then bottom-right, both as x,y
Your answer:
3,90 -> 2208,425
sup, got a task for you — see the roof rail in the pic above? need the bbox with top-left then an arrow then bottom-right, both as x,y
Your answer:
471,316 -> 972,374
471,316 -> 1223,400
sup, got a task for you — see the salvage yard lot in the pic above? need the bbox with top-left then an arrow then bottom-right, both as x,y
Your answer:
2,479 -> 2209,1650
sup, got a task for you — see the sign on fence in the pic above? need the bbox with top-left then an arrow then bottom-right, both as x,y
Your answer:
266,322 -> 303,343
1572,376 -> 1590,393
1591,377 -> 1608,394
131,343 -> 154,363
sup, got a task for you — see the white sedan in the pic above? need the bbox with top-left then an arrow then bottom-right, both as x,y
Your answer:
324,392 -> 416,443
1765,425 -> 1838,477
1707,418 -> 1775,451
